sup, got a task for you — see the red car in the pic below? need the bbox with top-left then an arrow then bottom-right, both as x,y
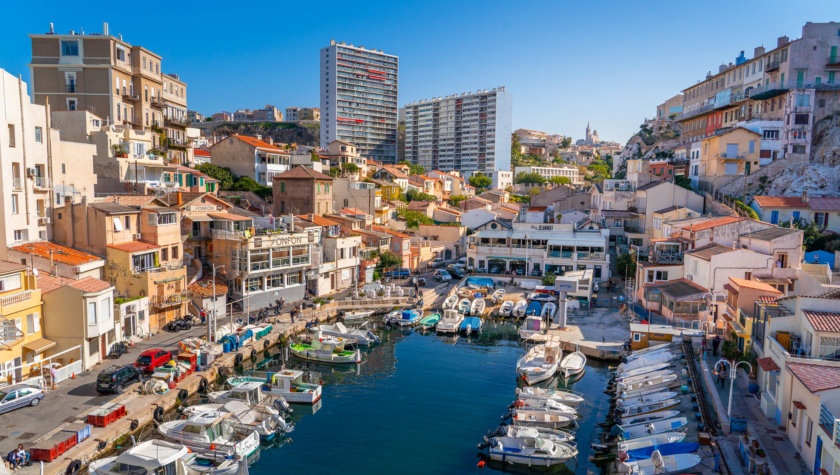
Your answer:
134,349 -> 172,374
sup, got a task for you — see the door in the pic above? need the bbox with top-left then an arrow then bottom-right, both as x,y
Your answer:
13,357 -> 22,383
725,143 -> 739,158
814,436 -> 823,475
100,336 -> 106,360
796,70 -> 805,88
770,210 -> 779,224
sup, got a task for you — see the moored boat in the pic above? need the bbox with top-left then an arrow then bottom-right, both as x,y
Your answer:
396,309 -> 422,327
512,299 -> 528,318
458,298 -> 472,315
460,316 -> 482,335
312,321 -> 379,346
207,381 -> 291,413
619,410 -> 681,427
516,343 -> 561,385
511,408 -> 576,429
470,298 -> 486,316
343,310 -> 374,321
418,312 -> 442,330
436,309 -> 464,334
616,390 -> 679,408
88,439 -> 240,475
442,295 -> 458,310
616,398 -> 681,418
616,352 -> 678,374
488,432 -> 577,467
290,333 -> 361,364
617,372 -> 679,397
490,288 -> 506,303
616,431 -> 686,452
621,441 -> 699,461
495,425 -> 576,445
498,300 -> 514,317
229,369 -> 322,405
612,362 -> 671,380
614,417 -> 688,439
617,450 -> 701,474
560,351 -> 586,378
513,398 -> 578,417
525,300 -> 542,316
184,400 -> 293,441
540,302 -> 557,319
515,387 -> 585,406
158,411 -> 260,461
519,315 -> 545,340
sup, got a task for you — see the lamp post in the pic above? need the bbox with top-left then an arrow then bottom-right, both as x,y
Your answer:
704,291 -> 726,334
209,264 -> 225,343
714,358 -> 753,427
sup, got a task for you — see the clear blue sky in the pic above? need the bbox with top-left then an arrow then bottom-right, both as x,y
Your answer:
2,1 -> 839,143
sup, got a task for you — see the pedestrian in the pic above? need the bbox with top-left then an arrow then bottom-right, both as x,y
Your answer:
49,365 -> 56,390
15,445 -> 28,467
717,371 -> 725,389
713,335 -> 721,356
200,309 -> 206,325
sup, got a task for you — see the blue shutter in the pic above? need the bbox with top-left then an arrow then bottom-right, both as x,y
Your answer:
770,210 -> 779,224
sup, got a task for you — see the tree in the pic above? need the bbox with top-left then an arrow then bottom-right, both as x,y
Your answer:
405,189 -> 438,202
329,167 -> 342,177
542,272 -> 556,286
232,176 -> 272,198
468,173 -> 492,191
514,172 -> 546,185
376,250 -> 403,270
310,149 -> 320,162
341,162 -> 360,174
675,175 -> 693,191
196,164 -> 235,190
781,218 -> 829,251
398,160 -> 426,176
448,194 -> 467,207
549,176 -> 572,186
509,194 -> 531,204
560,137 -> 572,148
397,208 -> 434,229
616,253 -> 636,278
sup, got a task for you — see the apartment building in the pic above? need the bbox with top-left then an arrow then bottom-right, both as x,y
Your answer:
233,105 -> 283,122
332,178 -> 382,221
272,167 -> 334,215
319,140 -> 368,178
321,40 -> 398,164
404,87 -> 513,175
210,135 -> 291,187
698,127 -> 761,189
0,262 -> 46,384
751,193 -> 840,232
161,73 -> 189,164
514,165 -> 582,185
300,108 -> 320,121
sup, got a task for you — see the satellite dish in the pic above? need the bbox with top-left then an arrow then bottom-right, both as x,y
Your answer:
32,268 -> 39,276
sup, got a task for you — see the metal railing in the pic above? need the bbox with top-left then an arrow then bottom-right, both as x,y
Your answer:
34,176 -> 49,189
150,291 -> 191,308
12,178 -> 22,190
66,84 -> 76,93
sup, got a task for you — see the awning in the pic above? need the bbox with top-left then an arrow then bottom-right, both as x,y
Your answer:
793,400 -> 806,410
185,215 -> 213,222
757,357 -> 780,372
490,256 -> 527,261
24,338 -> 56,353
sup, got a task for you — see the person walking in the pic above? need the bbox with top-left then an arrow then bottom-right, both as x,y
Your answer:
50,365 -> 56,390
717,371 -> 726,389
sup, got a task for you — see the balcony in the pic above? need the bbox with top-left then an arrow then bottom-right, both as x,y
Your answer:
122,92 -> 140,102
715,153 -> 745,160
651,251 -> 683,264
765,59 -> 780,72
151,97 -> 164,108
12,177 -> 22,191
748,81 -> 789,101
150,291 -> 190,309
0,290 -> 33,313
828,56 -> 840,69
33,176 -> 49,190
676,103 -> 715,122
164,117 -> 188,129
66,84 -> 76,93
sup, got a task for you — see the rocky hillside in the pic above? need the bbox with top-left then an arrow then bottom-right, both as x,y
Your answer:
196,122 -> 320,147
617,120 -> 683,170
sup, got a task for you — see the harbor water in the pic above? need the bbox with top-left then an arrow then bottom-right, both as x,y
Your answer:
249,321 -> 613,474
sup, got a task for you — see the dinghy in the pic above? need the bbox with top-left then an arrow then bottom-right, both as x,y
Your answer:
436,309 -> 464,334
514,398 -> 578,417
617,450 -> 701,475
560,351 -> 586,378
495,425 -> 575,445
290,333 -> 361,364
622,442 -> 699,461
617,373 -> 679,397
516,343 -> 561,385
519,315 -> 545,340
419,312 -> 442,330
498,300 -> 514,317
490,288 -> 506,303
158,411 -> 260,461
488,433 -> 577,467
613,362 -> 671,380
229,369 -> 322,405
616,398 -> 681,418
515,387 -> 585,406
616,390 -> 678,408
614,417 -> 688,440
623,344 -> 674,361
342,310 -> 374,322
620,410 -> 681,427
510,408 -> 576,429
183,400 -> 293,441
626,343 -> 672,357
470,298 -> 486,316
397,309 -> 422,327
88,439 -> 241,475
442,295 -> 458,310
617,352 -> 678,374
512,299 -> 528,318
460,316 -> 482,335
458,298 -> 472,314
312,321 -> 379,345
617,431 -> 686,452
540,302 -> 557,319
615,369 -> 676,384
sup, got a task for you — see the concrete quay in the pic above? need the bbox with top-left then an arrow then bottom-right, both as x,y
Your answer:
523,307 -> 629,361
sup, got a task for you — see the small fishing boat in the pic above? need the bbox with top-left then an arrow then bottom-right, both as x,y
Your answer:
617,373 -> 679,397
617,431 -> 686,452
342,310 -> 374,321
623,344 -> 673,361
384,310 -> 401,323
515,387 -> 585,406
613,362 -> 671,380
620,410 -> 681,427
459,287 -> 478,298
88,439 -> 240,475
184,400 -> 294,441
491,288 -> 506,303
516,343 -> 561,385
290,333 -> 361,364
488,432 -> 578,467
470,298 -> 486,316
513,398 -> 578,417
616,390 -> 678,408
540,302 -> 557,319
418,312 -> 442,330
460,316 -> 482,335
617,450 -> 701,474
442,295 -> 458,310
622,441 -> 699,461
525,300 -> 542,316
511,408 -> 576,429
615,368 -> 677,384
458,298 -> 472,314
498,300 -> 514,317
614,417 -> 688,440
229,369 -> 322,404
158,411 -> 260,461
207,381 -> 292,413
436,309 -> 464,334
616,352 -> 678,374
512,299 -> 528,318
617,398 -> 681,418
560,351 -> 586,378
495,425 -> 576,445
313,322 -> 379,346
519,315 -> 545,340
396,309 -> 422,327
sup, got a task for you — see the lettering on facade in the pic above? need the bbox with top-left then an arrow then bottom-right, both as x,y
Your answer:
187,205 -> 221,212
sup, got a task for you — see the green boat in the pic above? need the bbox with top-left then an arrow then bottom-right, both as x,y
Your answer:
418,313 -> 442,330
290,335 -> 360,364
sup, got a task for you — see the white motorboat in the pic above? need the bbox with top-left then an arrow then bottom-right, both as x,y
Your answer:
617,398 -> 681,418
616,417 -> 688,440
511,408 -> 576,429
490,288 -> 506,303
470,298 -> 486,316
616,432 -> 686,452
184,400 -> 293,440
616,390 -> 679,408
488,433 -> 577,467
290,332 -> 361,364
515,387 -> 585,406
615,369 -> 677,384
158,411 -> 260,461
229,369 -> 322,404
540,302 -> 557,319
617,450 -> 701,475
88,439 -> 240,475
623,344 -> 673,361
512,299 -> 528,318
620,410 -> 682,427
617,352 -> 678,374
498,300 -> 514,317
617,373 -> 679,397
442,294 -> 458,310
313,322 -> 379,346
458,298 -> 472,315
436,309 -> 464,334
613,362 -> 671,380
496,425 -> 576,445
514,398 -> 578,417
342,310 -> 374,321
560,351 -> 586,378
516,343 -> 561,385
519,315 -> 545,340
207,381 -> 292,413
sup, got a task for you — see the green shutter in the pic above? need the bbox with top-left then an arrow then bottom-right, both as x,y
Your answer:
200,177 -> 204,186
831,46 -> 837,63
178,173 -> 183,186
280,182 -> 285,193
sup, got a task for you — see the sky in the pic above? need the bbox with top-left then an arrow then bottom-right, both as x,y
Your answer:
2,0 -> 839,144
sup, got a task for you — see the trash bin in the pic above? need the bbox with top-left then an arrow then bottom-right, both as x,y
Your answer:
222,340 -> 232,353
748,383 -> 760,394
730,417 -> 748,433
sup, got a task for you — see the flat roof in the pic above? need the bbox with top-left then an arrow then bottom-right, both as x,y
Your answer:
741,227 -> 800,241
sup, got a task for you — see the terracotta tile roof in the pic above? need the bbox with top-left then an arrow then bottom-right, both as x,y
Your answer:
371,225 -> 409,238
107,241 -> 159,253
757,357 -> 780,372
36,273 -> 66,294
684,243 -> 736,260
753,196 -> 808,208
12,242 -> 102,266
189,277 -> 228,297
379,165 -> 408,179
787,362 -> 840,393
0,261 -> 27,275
68,277 -> 112,293
39,274 -> 112,294
100,195 -> 157,207
231,134 -> 286,153
809,197 -> 840,212
681,216 -> 746,232
193,149 -> 211,157
340,208 -> 367,216
209,211 -> 253,222
89,202 -> 140,214
729,278 -> 783,294
528,206 -> 547,212
804,311 -> 840,333
273,166 -> 333,181
297,214 -> 341,227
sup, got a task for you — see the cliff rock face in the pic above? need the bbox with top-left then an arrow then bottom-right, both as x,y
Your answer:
812,113 -> 840,167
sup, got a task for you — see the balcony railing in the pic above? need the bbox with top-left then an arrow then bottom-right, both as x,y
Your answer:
820,403 -> 840,448
150,291 -> 191,308
33,176 -> 49,189
12,178 -> 22,191
652,251 -> 683,264
122,93 -> 140,102
765,59 -> 780,72
66,84 -> 76,93
0,290 -> 33,311
716,153 -> 745,160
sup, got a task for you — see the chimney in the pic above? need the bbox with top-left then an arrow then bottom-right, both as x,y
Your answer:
103,22 -> 108,36
754,46 -> 765,58
802,190 -> 809,203
49,22 -> 54,34
267,136 -> 274,145
777,36 -> 789,47
177,191 -> 183,206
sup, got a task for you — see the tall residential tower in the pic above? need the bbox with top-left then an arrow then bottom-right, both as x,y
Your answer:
320,40 -> 398,164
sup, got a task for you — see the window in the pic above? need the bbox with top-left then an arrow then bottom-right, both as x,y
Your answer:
794,114 -> 809,125
87,301 -> 97,325
125,216 -> 131,229
8,124 -> 15,147
11,195 -> 18,215
68,99 -> 77,111
796,94 -> 810,107
25,313 -> 39,334
13,230 -> 24,242
150,212 -> 177,225
34,126 -> 42,144
806,417 -> 813,445
633,333 -> 641,342
763,130 -> 779,140
820,336 -> 840,358
793,130 -> 807,140
267,274 -> 284,289
161,248 -> 168,261
61,40 -> 79,56
171,246 -> 179,259
246,277 -> 263,292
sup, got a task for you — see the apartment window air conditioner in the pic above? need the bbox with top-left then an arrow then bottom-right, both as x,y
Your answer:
134,233 -> 142,240
38,217 -> 50,225
26,167 -> 37,177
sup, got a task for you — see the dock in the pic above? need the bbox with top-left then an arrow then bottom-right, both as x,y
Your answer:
524,307 -> 629,361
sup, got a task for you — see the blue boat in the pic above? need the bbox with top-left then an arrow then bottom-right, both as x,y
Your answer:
396,310 -> 422,327
625,442 -> 700,461
525,301 -> 542,316
459,316 -> 482,334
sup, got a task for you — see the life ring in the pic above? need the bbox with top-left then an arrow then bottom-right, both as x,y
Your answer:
198,378 -> 208,393
130,419 -> 139,431
234,353 -> 243,366
250,349 -> 257,360
153,406 -> 164,422
65,460 -> 82,475
178,389 -> 189,404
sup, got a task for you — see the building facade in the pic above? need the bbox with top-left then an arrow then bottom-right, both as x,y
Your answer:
209,135 -> 291,187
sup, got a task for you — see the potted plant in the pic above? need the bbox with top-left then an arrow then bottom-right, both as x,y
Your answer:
756,448 -> 766,458
112,144 -> 128,158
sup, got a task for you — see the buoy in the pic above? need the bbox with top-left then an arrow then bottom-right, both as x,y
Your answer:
209,444 -> 216,451
477,460 -> 486,468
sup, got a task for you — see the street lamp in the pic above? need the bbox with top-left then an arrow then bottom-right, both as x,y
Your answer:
714,358 -> 753,427
704,291 -> 726,334
208,264 -> 225,343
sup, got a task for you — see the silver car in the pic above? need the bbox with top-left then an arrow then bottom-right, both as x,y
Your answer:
0,385 -> 45,415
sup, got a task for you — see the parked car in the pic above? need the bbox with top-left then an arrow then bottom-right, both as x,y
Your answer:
0,385 -> 44,415
134,349 -> 172,374
446,265 -> 465,279
457,257 -> 468,266
383,268 -> 411,278
431,258 -> 446,268
434,269 -> 452,282
96,365 -> 143,394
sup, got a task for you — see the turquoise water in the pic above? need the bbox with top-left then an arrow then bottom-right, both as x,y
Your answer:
250,322 -> 612,474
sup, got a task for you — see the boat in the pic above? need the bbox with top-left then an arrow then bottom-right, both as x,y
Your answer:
383,310 -> 401,323
623,345 -> 674,361
498,300 -> 514,317
312,321 -> 379,346
515,387 -> 585,406
88,439 -> 240,475
525,300 -> 542,316
396,309 -> 422,327
519,315 -> 545,340
229,369 -> 322,404
418,313 -> 441,331
616,372 -> 679,397
442,295 -> 458,310
616,352 -> 678,374
495,425 -> 575,445
617,398 -> 681,418
207,381 -> 291,413
616,390 -> 679,408
612,362 -> 671,380
622,441 -> 699,461
615,369 -> 677,385
490,288 -> 506,303
510,408 -> 576,429
620,410 -> 681,427
158,411 -> 260,461
527,291 -> 555,302
614,417 -> 688,440
184,400 -> 294,441
617,450 -> 701,474
342,310 -> 374,321
458,298 -> 472,314
488,432 -> 577,467
617,432 -> 686,452
540,302 -> 557,319
460,316 -> 482,335
470,298 -> 486,316
512,299 -> 528,318
290,333 -> 361,364
436,309 -> 464,334
560,351 -> 586,378
516,343 -> 561,385
513,398 -> 578,417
